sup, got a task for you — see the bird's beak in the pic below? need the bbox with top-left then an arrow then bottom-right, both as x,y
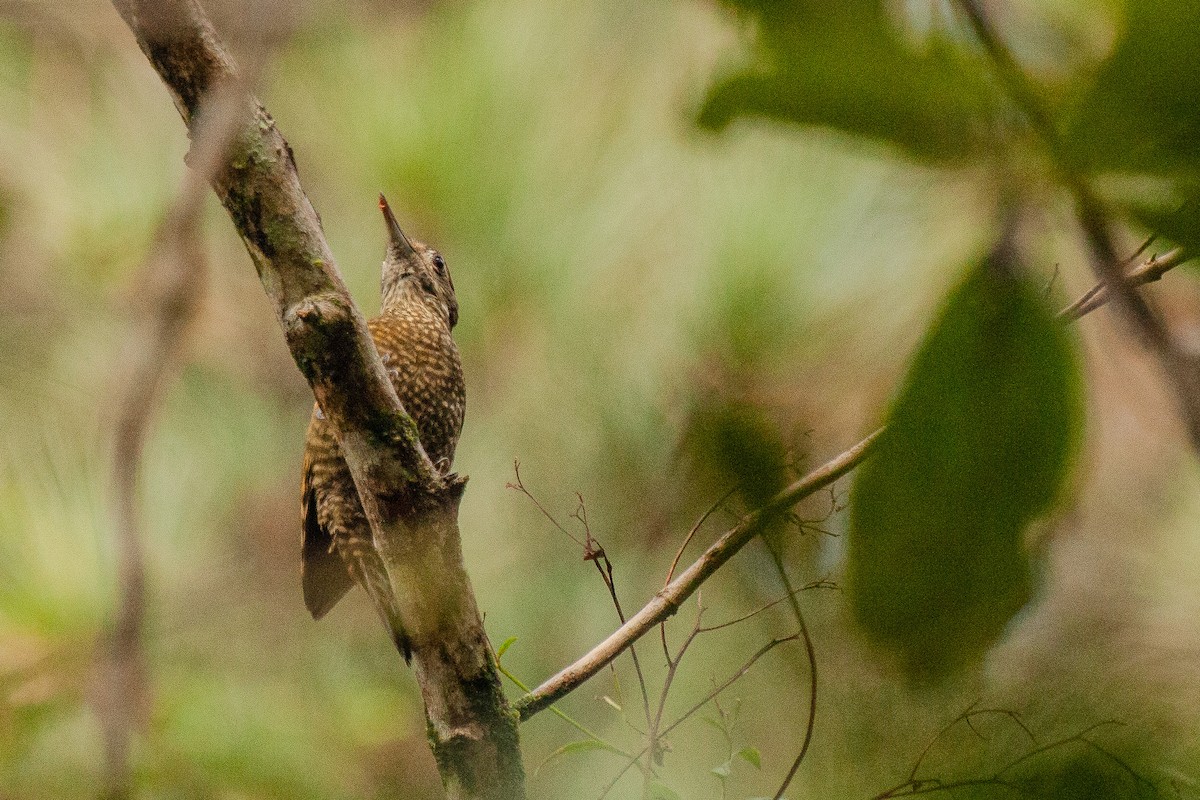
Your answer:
379,193 -> 417,258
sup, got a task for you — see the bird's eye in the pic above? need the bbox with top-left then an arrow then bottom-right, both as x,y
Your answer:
432,254 -> 446,274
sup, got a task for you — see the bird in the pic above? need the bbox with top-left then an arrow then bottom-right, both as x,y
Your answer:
299,194 -> 465,661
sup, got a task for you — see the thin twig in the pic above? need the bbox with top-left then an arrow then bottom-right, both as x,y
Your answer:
508,461 -> 589,551
995,721 -> 1122,777
696,580 -> 836,634
872,720 -> 1132,799
906,704 -> 1038,785
509,467 -> 654,731
1058,250 -> 1186,320
667,635 -> 798,740
665,487 -> 738,586
761,537 -> 818,800
576,497 -> 655,734
647,595 -> 705,767
597,634 -> 799,800
515,430 -> 880,719
660,487 -> 736,666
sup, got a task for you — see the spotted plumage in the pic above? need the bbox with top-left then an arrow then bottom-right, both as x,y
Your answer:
300,195 -> 464,660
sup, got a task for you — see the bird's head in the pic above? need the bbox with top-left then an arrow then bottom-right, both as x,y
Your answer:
378,194 -> 458,329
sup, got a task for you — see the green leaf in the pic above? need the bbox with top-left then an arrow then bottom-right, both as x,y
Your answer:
1063,0 -> 1200,176
848,250 -> 1081,679
738,746 -> 762,769
647,781 -> 682,800
712,759 -> 733,779
535,739 -> 625,775
699,0 -> 990,162
495,636 -> 517,660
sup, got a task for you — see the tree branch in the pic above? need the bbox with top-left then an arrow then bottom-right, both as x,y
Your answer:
516,236 -> 1191,722
514,430 -> 880,719
1057,248 -> 1187,320
110,2 -> 523,797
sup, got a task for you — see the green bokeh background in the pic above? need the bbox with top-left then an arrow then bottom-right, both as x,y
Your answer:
3,1 -> 1200,798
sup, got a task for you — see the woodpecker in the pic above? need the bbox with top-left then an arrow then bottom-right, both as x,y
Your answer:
300,195 -> 464,660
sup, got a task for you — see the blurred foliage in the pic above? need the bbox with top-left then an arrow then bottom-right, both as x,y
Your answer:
683,395 -> 791,508
1060,0 -> 1200,175
848,246 -> 1082,679
1,0 -> 1200,798
698,0 -> 993,162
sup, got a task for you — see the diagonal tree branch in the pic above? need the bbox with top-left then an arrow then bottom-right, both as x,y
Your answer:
1058,248 -> 1186,321
514,430 -> 880,719
110,2 -> 523,797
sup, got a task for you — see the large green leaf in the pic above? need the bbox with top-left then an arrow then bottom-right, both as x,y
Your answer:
848,252 -> 1081,678
699,0 -> 992,162
1062,0 -> 1200,176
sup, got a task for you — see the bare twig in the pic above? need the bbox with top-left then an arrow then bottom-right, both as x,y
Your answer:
515,430 -> 881,719
596,634 -> 799,800
664,487 -> 738,586
98,77 -> 250,800
696,580 -> 836,634
667,635 -> 798,740
761,537 -> 818,800
509,467 -> 654,732
646,595 -> 705,768
508,461 -> 588,551
871,719 -> 1136,799
573,496 -> 655,734
905,704 -> 1038,787
1057,248 -> 1186,320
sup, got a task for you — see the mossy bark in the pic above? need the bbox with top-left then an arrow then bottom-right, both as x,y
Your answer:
111,1 -> 525,796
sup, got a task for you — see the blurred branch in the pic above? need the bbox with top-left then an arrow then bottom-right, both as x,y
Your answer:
110,1 -> 524,797
516,243 -> 1183,721
99,71 -> 252,800
956,0 -> 1200,452
897,702 -> 1037,795
515,430 -> 880,719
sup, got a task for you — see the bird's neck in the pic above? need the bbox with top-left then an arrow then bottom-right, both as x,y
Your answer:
381,286 -> 450,330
